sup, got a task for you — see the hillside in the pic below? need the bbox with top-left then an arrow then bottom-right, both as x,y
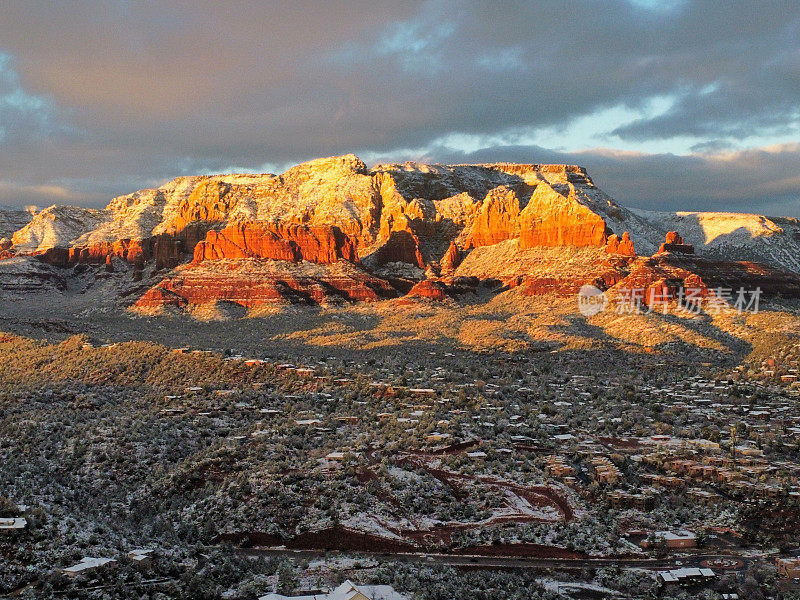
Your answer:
632,209 -> 800,273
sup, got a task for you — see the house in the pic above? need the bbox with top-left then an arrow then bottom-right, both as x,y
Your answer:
658,567 -> 715,585
63,557 -> 117,577
591,457 -> 622,484
687,488 -> 722,503
545,456 -> 575,477
0,517 -> 26,532
643,530 -> 697,549
128,548 -> 153,568
776,557 -> 800,578
409,388 -> 436,397
661,530 -> 697,548
325,451 -> 360,461
606,490 -> 654,510
260,580 -> 408,600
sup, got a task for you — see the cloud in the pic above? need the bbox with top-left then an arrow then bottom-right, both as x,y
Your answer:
0,180 -> 107,207
0,1 -> 796,215
0,53 -> 73,146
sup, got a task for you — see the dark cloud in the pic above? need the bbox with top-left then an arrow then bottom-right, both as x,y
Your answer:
0,0 -> 797,214
0,53 -> 73,146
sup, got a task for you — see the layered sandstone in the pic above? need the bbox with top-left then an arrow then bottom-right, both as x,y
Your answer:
8,157 -> 638,269
34,234 -> 184,271
192,221 -> 357,264
0,256 -> 67,296
465,186 -> 522,248
518,182 -> 610,249
133,259 -> 398,310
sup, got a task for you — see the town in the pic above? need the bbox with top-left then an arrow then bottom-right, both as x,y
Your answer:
1,332 -> 799,599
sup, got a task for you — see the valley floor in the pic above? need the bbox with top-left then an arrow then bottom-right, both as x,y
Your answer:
1,290 -> 799,599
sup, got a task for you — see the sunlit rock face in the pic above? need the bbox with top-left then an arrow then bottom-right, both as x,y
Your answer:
6,155 -> 622,264
440,241 -> 462,272
133,259 -> 398,310
605,232 -> 635,256
465,186 -> 523,248
192,221 -> 358,264
2,154 -> 800,310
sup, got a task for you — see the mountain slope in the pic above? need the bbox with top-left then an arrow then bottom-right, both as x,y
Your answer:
631,209 -> 800,273
1,155 -> 799,312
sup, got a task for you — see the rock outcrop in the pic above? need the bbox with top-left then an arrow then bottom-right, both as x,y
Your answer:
630,210 -> 800,273
440,242 -> 462,272
605,232 -> 635,256
658,231 -> 695,254
466,186 -> 522,248
369,230 -> 425,268
7,157 -> 635,269
402,276 -> 480,302
133,260 -> 398,310
518,182 -> 610,249
0,256 -> 67,296
608,253 -> 800,306
405,279 -> 450,301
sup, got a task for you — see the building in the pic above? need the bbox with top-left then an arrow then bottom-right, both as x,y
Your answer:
466,451 -> 487,459
0,517 -> 26,533
642,530 -> 697,549
128,549 -> 153,568
776,557 -> 800,578
606,490 -> 655,510
591,456 -> 622,484
662,531 -> 697,548
260,579 -> 408,600
546,456 -> 575,477
658,567 -> 715,585
63,557 -> 117,577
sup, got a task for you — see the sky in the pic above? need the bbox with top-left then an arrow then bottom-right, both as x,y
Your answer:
0,0 -> 798,216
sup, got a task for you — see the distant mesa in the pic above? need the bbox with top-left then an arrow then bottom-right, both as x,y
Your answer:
1,154 -> 800,310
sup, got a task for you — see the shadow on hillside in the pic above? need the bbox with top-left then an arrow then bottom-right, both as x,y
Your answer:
649,309 -> 752,363
547,313 -> 611,343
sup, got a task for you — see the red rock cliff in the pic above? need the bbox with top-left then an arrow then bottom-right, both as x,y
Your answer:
518,183 -> 610,249
192,221 -> 358,264
466,187 -> 522,248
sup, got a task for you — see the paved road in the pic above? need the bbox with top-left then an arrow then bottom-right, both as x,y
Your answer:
234,547 -> 758,572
